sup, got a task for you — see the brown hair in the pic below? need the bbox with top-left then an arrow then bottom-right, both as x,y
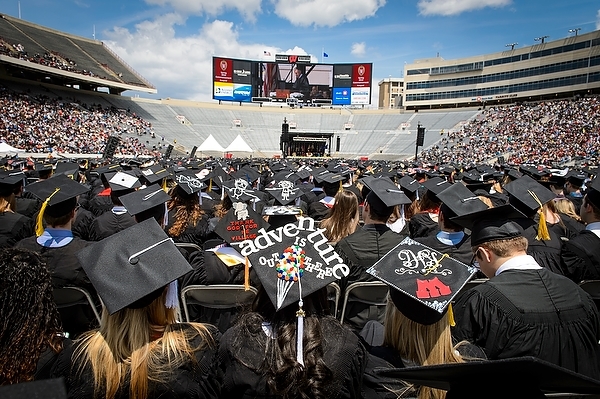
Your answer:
320,190 -> 359,244
473,236 -> 528,257
167,186 -> 205,237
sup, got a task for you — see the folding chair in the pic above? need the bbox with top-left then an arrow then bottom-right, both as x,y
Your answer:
53,286 -> 102,337
175,242 -> 202,257
180,284 -> 258,323
327,282 -> 341,318
53,286 -> 101,324
339,281 -> 389,328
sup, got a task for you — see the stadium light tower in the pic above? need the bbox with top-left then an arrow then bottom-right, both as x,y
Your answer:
568,28 -> 581,37
534,36 -> 549,44
505,43 -> 518,50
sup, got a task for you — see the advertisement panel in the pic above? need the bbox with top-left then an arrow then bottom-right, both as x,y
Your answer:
214,58 -> 232,83
351,87 -> 371,105
333,64 -> 353,88
214,82 -> 234,100
352,64 -> 371,88
232,60 -> 252,85
332,88 -> 351,105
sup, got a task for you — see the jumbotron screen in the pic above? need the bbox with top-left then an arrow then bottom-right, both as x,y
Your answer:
212,55 -> 372,105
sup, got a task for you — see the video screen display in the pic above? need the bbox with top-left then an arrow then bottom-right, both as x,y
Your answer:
212,56 -> 372,105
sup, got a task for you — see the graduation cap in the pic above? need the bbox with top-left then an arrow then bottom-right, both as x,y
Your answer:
140,164 -> 172,185
221,178 -> 260,202
26,174 -> 89,236
0,170 -> 25,196
398,175 -> 420,196
76,219 -> 191,315
214,203 -> 270,244
376,357 -> 600,399
54,161 -> 79,179
367,237 -> 477,325
421,177 -> 452,196
362,176 -> 412,212
566,170 -> 587,187
504,176 -> 556,219
451,204 -> 525,246
119,184 -> 170,217
436,182 -> 490,219
231,165 -> 261,183
104,171 -> 142,194
265,180 -> 304,205
585,176 -> 600,208
174,171 -> 205,195
262,205 -> 303,216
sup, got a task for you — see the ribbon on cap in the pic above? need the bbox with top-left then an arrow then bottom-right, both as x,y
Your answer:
35,187 -> 61,237
527,190 -> 550,241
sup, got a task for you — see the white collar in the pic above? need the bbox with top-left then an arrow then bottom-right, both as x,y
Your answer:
585,222 -> 600,239
496,254 -> 542,276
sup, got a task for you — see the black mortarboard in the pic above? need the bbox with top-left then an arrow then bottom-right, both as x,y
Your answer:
214,203 -> 270,244
231,165 -> 261,183
94,163 -> 122,177
0,378 -> 67,399
26,174 -> 89,223
451,204 -> 525,246
174,171 -> 205,195
140,164 -> 172,185
119,185 -> 170,216
585,176 -> 600,208
436,183 -> 490,218
234,216 -> 349,311
296,169 -> 311,180
54,161 -> 79,179
504,175 -> 556,213
0,170 -> 25,196
265,180 -> 304,205
262,205 -> 303,216
367,237 -> 476,325
363,177 -> 412,208
422,177 -> 452,195
376,357 -> 600,399
77,219 -> 192,314
312,168 -> 331,184
566,170 -> 587,187
399,175 -> 420,195
35,161 -> 54,173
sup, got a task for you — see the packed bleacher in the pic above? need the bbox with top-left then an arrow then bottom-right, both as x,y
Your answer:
419,96 -> 600,167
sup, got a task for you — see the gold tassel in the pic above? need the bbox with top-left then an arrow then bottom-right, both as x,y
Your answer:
244,256 -> 250,291
161,178 -> 168,192
208,178 -> 213,192
35,188 -> 61,237
338,180 -> 343,193
448,303 -> 456,327
528,190 -> 551,241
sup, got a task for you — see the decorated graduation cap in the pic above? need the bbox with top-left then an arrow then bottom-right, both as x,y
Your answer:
26,174 -> 89,236
214,201 -> 270,245
376,356 -> 600,399
367,237 -> 477,325
221,178 -> 260,202
0,170 -> 24,196
436,182 -> 490,219
265,179 -> 304,205
77,219 -> 191,315
174,171 -> 205,195
233,216 -> 350,365
451,204 -> 525,247
262,205 -> 303,216
140,164 -> 172,185
119,184 -> 170,218
104,171 -> 142,195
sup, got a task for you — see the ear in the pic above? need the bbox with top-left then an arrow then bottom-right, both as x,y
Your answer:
480,246 -> 493,263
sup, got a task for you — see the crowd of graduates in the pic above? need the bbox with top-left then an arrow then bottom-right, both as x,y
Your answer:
1,152 -> 600,398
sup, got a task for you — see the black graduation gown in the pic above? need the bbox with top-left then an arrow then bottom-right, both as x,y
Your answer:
514,218 -> 563,274
560,230 -> 600,283
0,211 -> 34,248
165,210 -> 211,247
35,338 -> 73,384
72,207 -> 96,241
68,324 -> 222,399
89,211 -> 137,241
335,224 -> 408,332
16,196 -> 41,218
218,316 -> 366,399
85,194 -> 114,217
414,233 -> 474,265
408,212 -> 440,239
453,268 -> 600,380
308,200 -> 332,221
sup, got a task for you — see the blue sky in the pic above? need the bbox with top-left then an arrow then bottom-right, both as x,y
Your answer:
1,0 -> 599,105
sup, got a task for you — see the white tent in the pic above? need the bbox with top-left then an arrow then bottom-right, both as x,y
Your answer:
197,134 -> 225,153
225,135 -> 253,153
0,142 -> 26,154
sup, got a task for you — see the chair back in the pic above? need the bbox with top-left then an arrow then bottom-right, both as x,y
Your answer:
52,286 -> 101,324
339,281 -> 389,324
180,284 -> 258,322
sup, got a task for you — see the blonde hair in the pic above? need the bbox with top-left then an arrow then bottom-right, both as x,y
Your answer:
320,190 -> 359,244
74,290 -> 213,399
383,300 -> 466,399
554,198 -> 582,222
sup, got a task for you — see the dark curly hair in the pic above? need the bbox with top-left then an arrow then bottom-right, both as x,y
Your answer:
0,248 -> 63,385
236,288 -> 334,399
167,185 -> 205,237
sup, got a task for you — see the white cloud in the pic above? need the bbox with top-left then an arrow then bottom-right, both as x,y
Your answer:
103,14 -> 312,101
596,9 -> 600,30
351,42 -> 366,57
144,0 -> 262,21
272,0 -> 386,27
417,0 -> 511,16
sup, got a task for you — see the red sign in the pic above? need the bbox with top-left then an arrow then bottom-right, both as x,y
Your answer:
214,58 -> 232,83
352,64 -> 371,88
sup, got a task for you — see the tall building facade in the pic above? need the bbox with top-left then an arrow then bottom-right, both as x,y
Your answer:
378,77 -> 404,109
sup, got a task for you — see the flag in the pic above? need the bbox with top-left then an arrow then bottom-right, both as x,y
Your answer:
264,50 -> 271,56
323,52 -> 329,57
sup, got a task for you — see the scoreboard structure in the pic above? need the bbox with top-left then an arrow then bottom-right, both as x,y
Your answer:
213,55 -> 373,106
